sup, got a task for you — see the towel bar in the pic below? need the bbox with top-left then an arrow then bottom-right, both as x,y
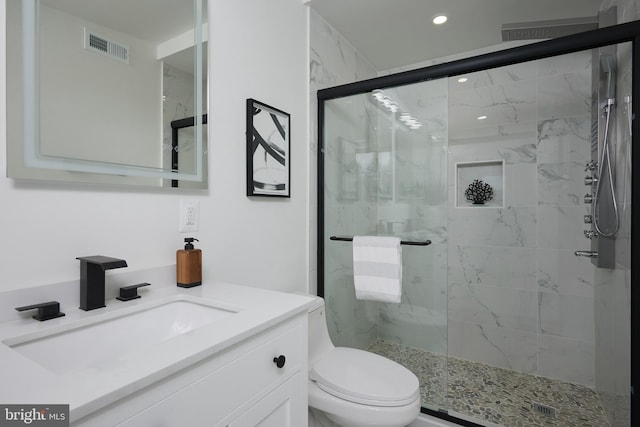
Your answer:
329,236 -> 431,246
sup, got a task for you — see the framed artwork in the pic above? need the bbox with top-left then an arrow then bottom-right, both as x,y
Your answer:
246,99 -> 290,197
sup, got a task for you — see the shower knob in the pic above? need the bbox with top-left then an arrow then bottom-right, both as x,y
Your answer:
584,194 -> 594,203
584,230 -> 597,239
584,175 -> 598,186
584,215 -> 593,224
584,161 -> 597,171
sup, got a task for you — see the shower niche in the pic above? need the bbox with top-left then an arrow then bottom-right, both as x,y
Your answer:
455,160 -> 504,208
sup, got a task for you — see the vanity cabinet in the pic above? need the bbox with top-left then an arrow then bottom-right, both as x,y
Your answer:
73,314 -> 308,427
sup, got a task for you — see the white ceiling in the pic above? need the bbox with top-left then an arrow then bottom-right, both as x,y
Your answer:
41,0 -> 203,44
41,0 -> 207,74
308,0 -> 603,70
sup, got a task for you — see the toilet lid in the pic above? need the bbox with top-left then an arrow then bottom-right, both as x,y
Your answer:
310,347 -> 419,407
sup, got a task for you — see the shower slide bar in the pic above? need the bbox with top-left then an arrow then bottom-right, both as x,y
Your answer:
329,236 -> 432,246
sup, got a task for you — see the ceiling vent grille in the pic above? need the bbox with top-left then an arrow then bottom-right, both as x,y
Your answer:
84,28 -> 129,64
501,16 -> 598,41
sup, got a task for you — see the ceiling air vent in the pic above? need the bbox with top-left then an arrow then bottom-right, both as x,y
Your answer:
501,16 -> 598,41
84,28 -> 129,64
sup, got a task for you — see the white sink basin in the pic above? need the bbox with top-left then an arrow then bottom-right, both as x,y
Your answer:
4,297 -> 238,374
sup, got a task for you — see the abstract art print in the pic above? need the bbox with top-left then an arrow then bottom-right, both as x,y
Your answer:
246,99 -> 291,197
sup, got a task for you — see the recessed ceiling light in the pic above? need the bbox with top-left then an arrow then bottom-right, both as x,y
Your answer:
458,77 -> 468,83
432,15 -> 448,25
477,115 -> 488,120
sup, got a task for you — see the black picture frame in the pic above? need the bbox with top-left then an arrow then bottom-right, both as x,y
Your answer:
246,99 -> 291,197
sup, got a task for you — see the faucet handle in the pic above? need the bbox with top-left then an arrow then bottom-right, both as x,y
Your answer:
116,283 -> 151,301
15,301 -> 65,321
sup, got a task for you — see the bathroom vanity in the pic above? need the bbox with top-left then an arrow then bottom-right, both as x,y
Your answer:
0,277 -> 312,426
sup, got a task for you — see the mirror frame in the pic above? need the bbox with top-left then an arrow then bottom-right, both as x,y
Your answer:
10,0 -> 206,185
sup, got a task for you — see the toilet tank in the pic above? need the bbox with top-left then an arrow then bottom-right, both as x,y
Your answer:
306,296 -> 336,366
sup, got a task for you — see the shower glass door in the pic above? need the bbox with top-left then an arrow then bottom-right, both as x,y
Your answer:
321,77 -> 449,413
320,40 -> 632,427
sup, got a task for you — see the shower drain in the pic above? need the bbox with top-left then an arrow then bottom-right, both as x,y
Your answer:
532,402 -> 557,417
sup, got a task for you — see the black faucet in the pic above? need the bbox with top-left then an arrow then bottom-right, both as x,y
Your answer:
76,256 -> 128,311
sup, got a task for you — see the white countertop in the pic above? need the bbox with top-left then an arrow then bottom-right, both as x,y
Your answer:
0,279 -> 314,422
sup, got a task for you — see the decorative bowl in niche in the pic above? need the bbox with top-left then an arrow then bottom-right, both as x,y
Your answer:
465,179 -> 494,205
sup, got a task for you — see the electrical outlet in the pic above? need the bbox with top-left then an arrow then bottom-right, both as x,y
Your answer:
179,200 -> 199,233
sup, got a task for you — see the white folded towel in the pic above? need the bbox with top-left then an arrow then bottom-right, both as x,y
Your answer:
352,236 -> 402,303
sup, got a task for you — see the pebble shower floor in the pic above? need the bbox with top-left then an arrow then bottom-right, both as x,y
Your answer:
368,340 -> 610,427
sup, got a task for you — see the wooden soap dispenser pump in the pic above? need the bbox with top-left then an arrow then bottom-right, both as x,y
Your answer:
177,237 -> 202,288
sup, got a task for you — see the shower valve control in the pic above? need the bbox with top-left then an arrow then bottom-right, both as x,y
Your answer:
584,175 -> 598,186
584,215 -> 593,224
584,194 -> 594,203
584,230 -> 597,239
584,161 -> 598,171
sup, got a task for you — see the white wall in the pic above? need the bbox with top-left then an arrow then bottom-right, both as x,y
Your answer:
37,4 -> 161,167
0,0 -> 310,294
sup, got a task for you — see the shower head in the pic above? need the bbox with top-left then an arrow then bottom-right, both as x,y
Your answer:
501,16 -> 598,41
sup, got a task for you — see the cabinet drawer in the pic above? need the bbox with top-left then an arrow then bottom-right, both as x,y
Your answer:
115,319 -> 303,427
227,373 -> 303,427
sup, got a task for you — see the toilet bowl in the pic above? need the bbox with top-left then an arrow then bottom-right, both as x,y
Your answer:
304,295 -> 421,427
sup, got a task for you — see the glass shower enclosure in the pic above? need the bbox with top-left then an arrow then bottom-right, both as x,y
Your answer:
317,22 -> 637,427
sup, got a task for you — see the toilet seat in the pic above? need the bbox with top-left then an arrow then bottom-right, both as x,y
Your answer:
310,347 -> 419,407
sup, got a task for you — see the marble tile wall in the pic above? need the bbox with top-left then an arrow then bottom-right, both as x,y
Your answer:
536,51 -> 597,387
446,50 -> 598,386
373,79 -> 450,354
594,1 -> 635,425
310,10 -> 378,348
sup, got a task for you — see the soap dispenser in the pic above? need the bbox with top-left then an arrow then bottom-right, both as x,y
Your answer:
177,238 -> 202,288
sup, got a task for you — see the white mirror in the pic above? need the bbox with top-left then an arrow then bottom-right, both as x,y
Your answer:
6,0 -> 208,187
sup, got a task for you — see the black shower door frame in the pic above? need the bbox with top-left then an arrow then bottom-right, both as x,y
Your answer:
317,19 -> 640,427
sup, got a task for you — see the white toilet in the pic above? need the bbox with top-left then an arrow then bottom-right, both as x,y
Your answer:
306,295 -> 421,427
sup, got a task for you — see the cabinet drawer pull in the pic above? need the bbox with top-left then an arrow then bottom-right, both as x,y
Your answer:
273,355 -> 286,368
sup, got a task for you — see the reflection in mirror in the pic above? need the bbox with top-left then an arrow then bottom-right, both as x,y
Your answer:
6,0 -> 208,187
167,115 -> 208,189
